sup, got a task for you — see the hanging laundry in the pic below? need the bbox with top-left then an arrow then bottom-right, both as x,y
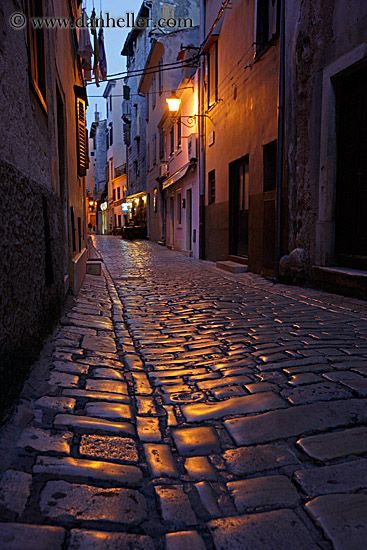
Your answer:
77,8 -> 93,81
91,8 -> 100,87
98,26 -> 108,81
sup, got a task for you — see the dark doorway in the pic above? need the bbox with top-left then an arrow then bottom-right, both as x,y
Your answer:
335,65 -> 367,269
186,188 -> 192,252
229,156 -> 249,258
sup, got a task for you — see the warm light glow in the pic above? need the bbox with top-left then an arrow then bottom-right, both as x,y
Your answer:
89,200 -> 94,207
166,92 -> 181,114
142,195 -> 147,203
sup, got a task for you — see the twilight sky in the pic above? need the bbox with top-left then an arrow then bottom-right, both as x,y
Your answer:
85,0 -> 141,125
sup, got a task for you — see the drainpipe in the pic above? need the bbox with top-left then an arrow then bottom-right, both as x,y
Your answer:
199,0 -> 206,259
274,0 -> 286,281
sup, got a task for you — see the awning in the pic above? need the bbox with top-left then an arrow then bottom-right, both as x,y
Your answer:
162,162 -> 195,190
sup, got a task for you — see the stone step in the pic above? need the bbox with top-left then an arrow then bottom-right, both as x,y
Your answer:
216,260 -> 248,274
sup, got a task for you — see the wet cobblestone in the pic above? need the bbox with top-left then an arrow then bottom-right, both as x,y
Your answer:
1,237 -> 367,548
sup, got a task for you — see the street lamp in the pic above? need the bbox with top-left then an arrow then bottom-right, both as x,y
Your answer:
166,92 -> 181,116
166,91 -> 210,128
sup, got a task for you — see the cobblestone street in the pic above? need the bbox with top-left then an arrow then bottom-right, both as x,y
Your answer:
1,236 -> 367,549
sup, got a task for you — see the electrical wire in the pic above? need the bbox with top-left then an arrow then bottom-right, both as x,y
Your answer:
88,85 -> 194,98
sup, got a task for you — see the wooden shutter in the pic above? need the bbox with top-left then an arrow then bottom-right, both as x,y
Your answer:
76,97 -> 87,176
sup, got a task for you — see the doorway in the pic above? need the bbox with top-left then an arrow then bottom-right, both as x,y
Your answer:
186,188 -> 192,252
229,156 -> 249,258
335,65 -> 367,269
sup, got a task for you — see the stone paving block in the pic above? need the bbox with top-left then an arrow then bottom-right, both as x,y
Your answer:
144,443 -> 179,478
155,485 -> 197,526
85,379 -> 128,395
53,361 -> 89,375
223,442 -> 298,475
245,382 -> 278,393
294,458 -> 367,496
91,368 -> 124,380
0,470 -> 32,515
184,456 -> 217,480
40,480 -> 146,525
17,427 -> 73,454
227,475 -> 299,513
82,335 -> 116,353
211,385 -> 248,399
84,402 -> 133,421
54,414 -> 134,436
79,435 -> 138,462
182,392 -> 286,423
136,396 -> 159,416
124,354 -> 144,370
281,382 -> 352,405
208,509 -> 318,550
48,372 -> 79,388
63,389 -> 130,403
132,372 -> 153,395
137,416 -> 161,442
224,398 -> 367,445
165,530 -> 206,550
306,494 -> 367,550
195,481 -> 221,517
34,396 -> 76,413
68,529 -> 155,550
297,426 -> 367,461
197,375 -> 252,390
34,456 -> 142,487
288,373 -> 323,386
0,523 -> 65,549
172,426 -> 220,456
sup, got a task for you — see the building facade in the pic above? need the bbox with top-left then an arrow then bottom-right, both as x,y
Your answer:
0,0 -> 88,413
139,30 -> 200,256
202,0 -> 280,276
283,0 -> 367,294
103,79 -> 127,234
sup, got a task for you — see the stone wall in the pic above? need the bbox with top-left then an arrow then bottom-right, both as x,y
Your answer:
0,160 -> 65,416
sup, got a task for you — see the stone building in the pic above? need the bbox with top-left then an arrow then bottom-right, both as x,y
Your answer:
284,0 -> 367,295
0,0 -> 88,414
138,28 -> 200,254
89,113 -> 107,233
103,79 -> 127,234
202,0 -> 280,276
121,2 -> 150,230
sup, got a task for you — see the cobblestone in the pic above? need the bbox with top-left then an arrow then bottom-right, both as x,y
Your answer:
2,238 -> 367,546
227,475 -> 299,513
40,481 -> 146,525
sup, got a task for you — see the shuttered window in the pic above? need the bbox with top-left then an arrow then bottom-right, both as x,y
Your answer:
76,97 -> 87,176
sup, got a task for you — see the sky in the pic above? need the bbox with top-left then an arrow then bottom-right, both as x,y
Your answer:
85,0 -> 141,126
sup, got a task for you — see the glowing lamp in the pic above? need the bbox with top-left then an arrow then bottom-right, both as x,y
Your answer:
166,92 -> 181,115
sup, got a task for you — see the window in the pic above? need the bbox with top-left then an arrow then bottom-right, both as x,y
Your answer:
263,140 -> 277,191
118,214 -> 122,227
28,0 -> 47,110
177,193 -> 182,224
208,42 -> 218,108
208,170 -> 216,204
152,74 -> 157,109
159,58 -> 164,94
159,128 -> 165,159
134,160 -> 139,179
113,189 -> 116,201
114,214 -> 117,227
106,98 -> 109,117
76,96 -> 87,176
256,0 -> 280,56
109,123 -> 113,146
152,134 -> 157,165
153,188 -> 158,213
170,126 -> 175,155
110,95 -> 113,111
117,187 -> 121,200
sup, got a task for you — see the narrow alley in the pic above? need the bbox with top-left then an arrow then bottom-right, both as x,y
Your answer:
1,236 -> 367,549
